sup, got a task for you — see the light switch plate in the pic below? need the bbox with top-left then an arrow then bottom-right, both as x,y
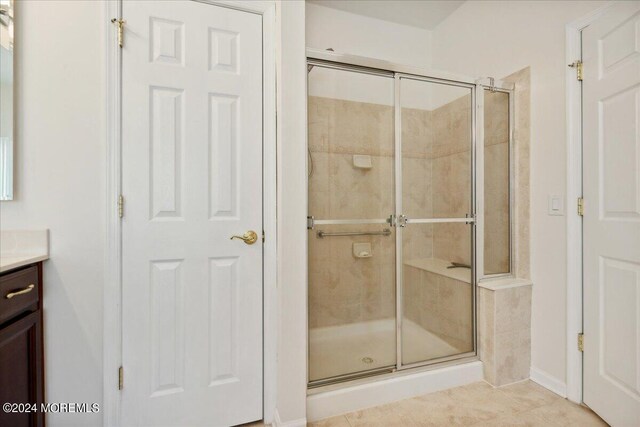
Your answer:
548,195 -> 565,216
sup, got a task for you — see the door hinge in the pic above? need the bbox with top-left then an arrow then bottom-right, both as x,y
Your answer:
569,60 -> 583,81
118,195 -> 125,219
111,18 -> 126,48
578,333 -> 584,352
262,230 -> 265,243
577,197 -> 584,216
118,366 -> 124,390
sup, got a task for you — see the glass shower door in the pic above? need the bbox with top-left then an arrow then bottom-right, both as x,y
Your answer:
397,76 -> 476,367
307,63 -> 397,383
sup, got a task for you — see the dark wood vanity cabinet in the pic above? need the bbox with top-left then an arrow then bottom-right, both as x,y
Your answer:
0,263 -> 45,427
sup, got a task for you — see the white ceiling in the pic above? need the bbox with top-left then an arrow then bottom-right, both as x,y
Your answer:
307,0 -> 465,30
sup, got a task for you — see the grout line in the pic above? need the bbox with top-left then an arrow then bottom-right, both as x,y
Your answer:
343,414 -> 354,427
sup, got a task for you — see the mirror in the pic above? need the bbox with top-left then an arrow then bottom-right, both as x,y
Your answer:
0,0 -> 13,200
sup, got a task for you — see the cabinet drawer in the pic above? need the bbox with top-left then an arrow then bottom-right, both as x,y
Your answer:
0,266 -> 39,325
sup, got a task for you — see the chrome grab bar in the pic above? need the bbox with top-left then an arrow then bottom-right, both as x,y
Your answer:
316,228 -> 392,238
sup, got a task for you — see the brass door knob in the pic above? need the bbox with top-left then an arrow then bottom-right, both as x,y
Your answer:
230,230 -> 258,245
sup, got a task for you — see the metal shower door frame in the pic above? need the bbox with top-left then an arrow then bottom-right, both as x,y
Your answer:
393,73 -> 477,371
306,48 -> 514,386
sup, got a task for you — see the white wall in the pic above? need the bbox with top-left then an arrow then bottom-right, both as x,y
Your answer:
0,1 -> 105,426
306,2 -> 434,110
276,1 -> 308,425
431,0 -> 607,387
306,2 -> 431,69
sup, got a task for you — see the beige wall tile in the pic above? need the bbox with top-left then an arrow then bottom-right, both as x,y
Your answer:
402,107 -> 432,159
309,151 -> 330,193
431,94 -> 472,159
308,224 -> 396,328
494,328 -> 531,386
503,68 -> 531,279
402,157 -> 433,219
495,286 -> 532,334
433,222 -> 471,265
479,287 -> 497,384
480,285 -> 532,386
484,141 -> 510,274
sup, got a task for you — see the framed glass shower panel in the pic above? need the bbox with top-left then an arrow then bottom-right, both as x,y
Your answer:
396,76 -> 476,367
307,63 -> 397,384
482,88 -> 512,276
307,64 -> 395,222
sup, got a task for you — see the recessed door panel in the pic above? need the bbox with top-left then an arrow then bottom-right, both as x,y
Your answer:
150,87 -> 184,220
150,260 -> 185,397
600,85 -> 640,219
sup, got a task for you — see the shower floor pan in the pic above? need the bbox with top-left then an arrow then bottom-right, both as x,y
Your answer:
309,317 -> 460,382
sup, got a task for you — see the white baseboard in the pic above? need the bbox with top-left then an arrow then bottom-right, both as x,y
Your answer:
272,409 -> 307,427
307,360 -> 483,422
530,367 -> 567,398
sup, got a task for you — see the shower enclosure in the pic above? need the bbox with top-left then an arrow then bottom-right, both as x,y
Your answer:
307,50 -> 512,386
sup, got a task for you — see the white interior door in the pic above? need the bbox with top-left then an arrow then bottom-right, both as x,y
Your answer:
583,2 -> 640,426
121,1 -> 263,426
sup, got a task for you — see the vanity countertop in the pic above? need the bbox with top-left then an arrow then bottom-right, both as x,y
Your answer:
0,230 -> 49,273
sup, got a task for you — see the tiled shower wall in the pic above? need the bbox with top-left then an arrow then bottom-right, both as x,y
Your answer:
308,96 -> 397,329
308,92 -> 509,329
404,266 -> 474,351
429,95 -> 472,266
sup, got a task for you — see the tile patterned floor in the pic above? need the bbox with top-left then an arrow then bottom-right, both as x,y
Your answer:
308,381 -> 607,427
241,380 -> 607,426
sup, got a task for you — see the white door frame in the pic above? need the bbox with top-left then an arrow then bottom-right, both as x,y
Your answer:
103,1 -> 277,425
565,1 -> 615,405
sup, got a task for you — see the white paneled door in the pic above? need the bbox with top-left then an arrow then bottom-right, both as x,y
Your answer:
121,1 -> 263,426
582,2 -> 640,426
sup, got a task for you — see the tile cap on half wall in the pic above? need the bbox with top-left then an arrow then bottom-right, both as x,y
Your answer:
478,277 -> 532,291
